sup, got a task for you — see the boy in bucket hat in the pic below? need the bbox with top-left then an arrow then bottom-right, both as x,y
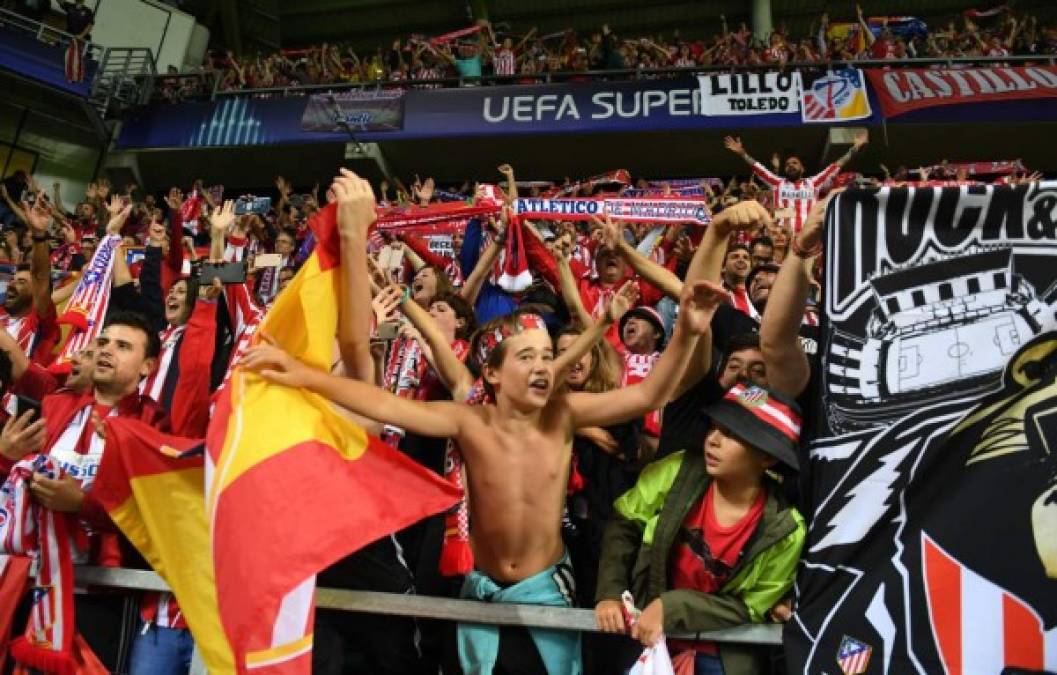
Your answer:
595,382 -> 806,675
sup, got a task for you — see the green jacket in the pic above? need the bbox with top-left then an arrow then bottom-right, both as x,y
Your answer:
596,450 -> 805,675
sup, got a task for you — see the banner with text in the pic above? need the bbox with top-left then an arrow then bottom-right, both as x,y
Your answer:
697,71 -> 802,116
867,65 -> 1057,117
514,197 -> 710,225
787,183 -> 1057,673
301,90 -> 405,132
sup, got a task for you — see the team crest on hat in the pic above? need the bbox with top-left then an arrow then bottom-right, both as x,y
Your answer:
736,385 -> 769,409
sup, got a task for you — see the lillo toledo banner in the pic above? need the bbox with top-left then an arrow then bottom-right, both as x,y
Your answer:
866,65 -> 1057,116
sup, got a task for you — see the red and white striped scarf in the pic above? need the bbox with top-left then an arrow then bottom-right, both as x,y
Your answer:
727,286 -> 761,322
439,379 -> 490,577
622,351 -> 662,435
379,337 -> 423,446
139,325 -> 186,403
64,39 -> 85,83
53,234 -> 122,374
0,455 -> 76,673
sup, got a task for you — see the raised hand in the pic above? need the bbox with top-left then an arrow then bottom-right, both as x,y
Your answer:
105,202 -> 133,236
497,163 -> 514,177
210,199 -> 237,235
22,196 -> 52,235
711,199 -> 772,236
199,277 -> 223,300
853,129 -> 869,150
240,333 -> 316,388
106,194 -> 125,218
606,279 -> 638,324
678,280 -> 728,336
372,285 -> 404,325
332,168 -> 377,237
723,136 -> 745,155
417,177 -> 435,205
795,190 -> 840,256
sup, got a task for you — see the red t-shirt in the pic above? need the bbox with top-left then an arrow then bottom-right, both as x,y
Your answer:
669,483 -> 765,653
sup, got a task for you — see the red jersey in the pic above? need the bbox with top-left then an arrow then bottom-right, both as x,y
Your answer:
751,161 -> 840,233
0,302 -> 60,366
670,484 -> 765,654
620,350 -> 661,435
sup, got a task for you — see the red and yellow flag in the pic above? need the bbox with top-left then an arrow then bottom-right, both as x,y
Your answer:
205,202 -> 461,672
94,419 -> 235,672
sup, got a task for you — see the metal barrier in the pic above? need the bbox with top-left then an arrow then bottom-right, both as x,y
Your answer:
74,566 -> 783,646
0,6 -> 104,66
200,53 -> 1057,101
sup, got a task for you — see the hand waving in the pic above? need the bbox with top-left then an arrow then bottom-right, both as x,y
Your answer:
678,280 -> 728,336
332,168 -> 377,237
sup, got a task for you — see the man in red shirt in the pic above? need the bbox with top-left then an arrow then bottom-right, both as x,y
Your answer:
723,132 -> 867,233
0,198 -> 59,366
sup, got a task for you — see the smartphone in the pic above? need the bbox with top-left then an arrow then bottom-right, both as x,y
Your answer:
199,261 -> 247,285
15,395 -> 41,423
235,196 -> 272,216
253,253 -> 282,268
376,321 -> 400,341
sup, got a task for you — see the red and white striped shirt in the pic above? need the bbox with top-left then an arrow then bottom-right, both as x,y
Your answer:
494,48 -> 516,76
139,325 -> 186,404
752,161 -> 840,233
727,286 -> 761,322
621,350 -> 662,435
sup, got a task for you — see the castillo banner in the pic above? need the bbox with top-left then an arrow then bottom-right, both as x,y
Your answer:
786,183 -> 1057,673
301,90 -> 405,132
867,65 -> 1057,117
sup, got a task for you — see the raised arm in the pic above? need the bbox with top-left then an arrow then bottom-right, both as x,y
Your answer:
856,5 -> 877,47
241,336 -> 468,438
759,194 -> 831,398
833,129 -> 868,170
556,253 -> 592,327
601,217 -> 682,299
565,281 -> 725,429
458,218 -> 502,306
497,164 -> 518,202
23,197 -> 56,317
388,284 -> 475,400
334,169 -> 379,384
722,135 -> 759,169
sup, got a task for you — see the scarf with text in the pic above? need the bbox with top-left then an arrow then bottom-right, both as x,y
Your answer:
0,455 -> 76,674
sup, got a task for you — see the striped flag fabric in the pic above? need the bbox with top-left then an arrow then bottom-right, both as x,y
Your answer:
922,534 -> 1057,674
51,234 -> 122,374
93,420 -> 236,672
206,201 -> 461,673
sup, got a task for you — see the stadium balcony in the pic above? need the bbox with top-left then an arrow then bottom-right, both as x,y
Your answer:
104,54 -> 1057,193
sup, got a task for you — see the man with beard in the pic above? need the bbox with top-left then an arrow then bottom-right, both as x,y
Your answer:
723,243 -> 755,318
723,131 -> 868,233
0,197 -> 60,366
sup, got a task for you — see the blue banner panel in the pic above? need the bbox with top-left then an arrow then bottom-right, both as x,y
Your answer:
115,73 -> 1056,150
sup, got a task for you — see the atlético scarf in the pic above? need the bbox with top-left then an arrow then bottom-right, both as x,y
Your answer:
379,336 -> 424,447
52,234 -> 122,375
543,170 -> 631,198
497,213 -> 532,292
1,456 -> 76,674
514,197 -> 711,226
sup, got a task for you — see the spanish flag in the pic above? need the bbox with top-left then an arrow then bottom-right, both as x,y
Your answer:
206,202 -> 461,672
94,420 -> 236,672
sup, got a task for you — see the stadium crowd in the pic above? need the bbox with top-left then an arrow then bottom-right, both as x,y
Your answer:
0,135 -> 1045,675
149,5 -> 1057,99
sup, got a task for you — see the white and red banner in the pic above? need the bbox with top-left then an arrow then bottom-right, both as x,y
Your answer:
867,65 -> 1057,117
513,197 -> 710,225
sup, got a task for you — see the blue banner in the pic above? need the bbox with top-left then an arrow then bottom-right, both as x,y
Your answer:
114,72 -> 1057,150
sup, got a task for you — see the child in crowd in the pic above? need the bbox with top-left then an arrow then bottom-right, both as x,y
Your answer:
242,169 -> 727,673
595,382 -> 806,675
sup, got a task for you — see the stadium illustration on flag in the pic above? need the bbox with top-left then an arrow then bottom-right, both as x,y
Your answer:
801,69 -> 872,123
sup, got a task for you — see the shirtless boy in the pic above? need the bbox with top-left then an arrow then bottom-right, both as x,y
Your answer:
241,171 -> 727,674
